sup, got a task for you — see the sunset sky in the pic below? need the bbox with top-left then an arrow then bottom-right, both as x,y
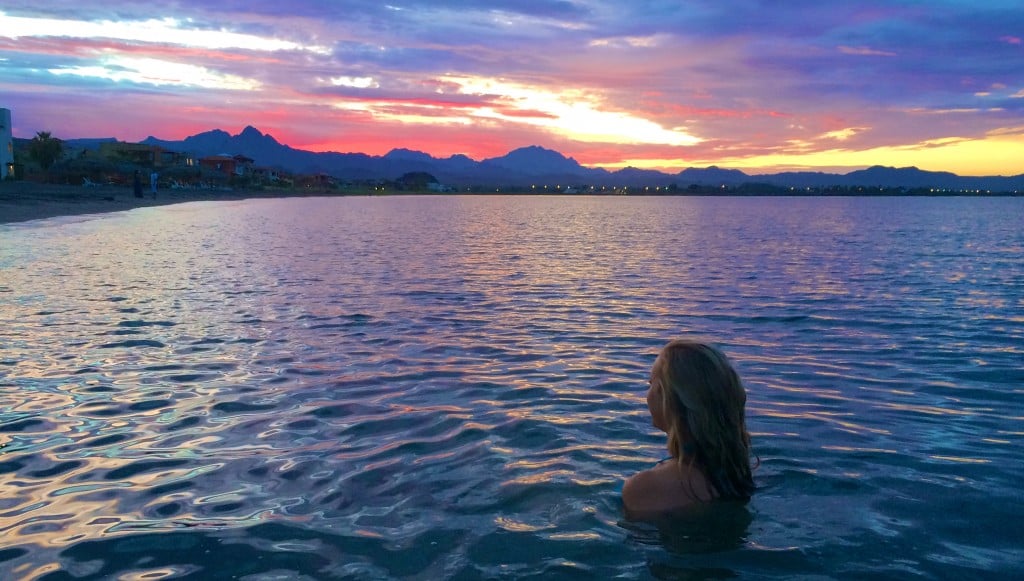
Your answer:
2,1 -> 1023,175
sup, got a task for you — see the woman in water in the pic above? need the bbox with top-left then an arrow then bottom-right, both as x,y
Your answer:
622,339 -> 755,516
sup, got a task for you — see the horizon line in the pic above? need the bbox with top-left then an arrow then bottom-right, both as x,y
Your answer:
15,125 -> 1024,179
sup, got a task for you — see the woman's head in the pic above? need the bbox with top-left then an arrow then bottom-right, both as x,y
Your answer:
647,339 -> 755,500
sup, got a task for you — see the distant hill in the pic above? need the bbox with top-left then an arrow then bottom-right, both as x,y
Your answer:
677,166 -> 749,185
482,145 -> 586,176
122,126 -> 1024,191
142,126 -> 378,178
763,165 -> 1022,192
612,167 -> 676,187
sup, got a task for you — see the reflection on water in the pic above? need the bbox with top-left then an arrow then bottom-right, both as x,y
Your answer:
1,195 -> 1022,579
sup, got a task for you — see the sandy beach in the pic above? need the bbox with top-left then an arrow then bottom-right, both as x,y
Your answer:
0,182 -> 338,225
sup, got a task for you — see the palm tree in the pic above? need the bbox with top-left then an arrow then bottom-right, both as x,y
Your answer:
28,131 -> 64,175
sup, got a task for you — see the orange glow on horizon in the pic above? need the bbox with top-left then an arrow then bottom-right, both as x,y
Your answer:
592,131 -> 1024,176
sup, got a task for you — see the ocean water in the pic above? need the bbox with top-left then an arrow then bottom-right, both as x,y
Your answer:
0,195 -> 1021,580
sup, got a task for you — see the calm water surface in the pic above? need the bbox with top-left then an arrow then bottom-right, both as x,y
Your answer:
1,195 -> 1022,579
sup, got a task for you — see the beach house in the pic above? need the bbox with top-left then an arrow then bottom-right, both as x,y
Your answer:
199,154 -> 255,177
98,142 -> 194,168
0,108 -> 13,179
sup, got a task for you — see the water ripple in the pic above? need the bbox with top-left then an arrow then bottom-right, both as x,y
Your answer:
1,196 -> 1022,578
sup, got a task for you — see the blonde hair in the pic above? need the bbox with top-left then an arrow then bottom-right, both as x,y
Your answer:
655,339 -> 755,500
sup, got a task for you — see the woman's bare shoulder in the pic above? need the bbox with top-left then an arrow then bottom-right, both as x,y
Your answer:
623,460 -> 715,517
623,461 -> 686,514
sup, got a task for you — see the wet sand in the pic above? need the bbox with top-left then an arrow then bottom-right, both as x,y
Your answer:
0,182 -> 338,225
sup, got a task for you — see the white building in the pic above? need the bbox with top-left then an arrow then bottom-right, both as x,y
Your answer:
0,108 -> 12,180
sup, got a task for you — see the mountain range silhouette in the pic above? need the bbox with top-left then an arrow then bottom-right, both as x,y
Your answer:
68,126 -> 1020,191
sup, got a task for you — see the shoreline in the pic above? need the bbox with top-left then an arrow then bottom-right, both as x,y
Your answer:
0,182 -> 342,226
4,182 -> 1020,226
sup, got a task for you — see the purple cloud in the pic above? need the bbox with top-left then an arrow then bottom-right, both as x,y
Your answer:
2,1 -> 1022,174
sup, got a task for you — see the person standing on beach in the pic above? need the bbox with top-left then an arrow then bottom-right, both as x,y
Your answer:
150,171 -> 158,198
133,170 -> 143,198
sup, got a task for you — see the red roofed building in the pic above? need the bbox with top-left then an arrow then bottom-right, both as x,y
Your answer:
199,154 -> 254,177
